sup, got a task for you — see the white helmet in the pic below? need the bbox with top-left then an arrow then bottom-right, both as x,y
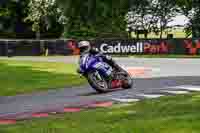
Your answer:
78,41 -> 91,53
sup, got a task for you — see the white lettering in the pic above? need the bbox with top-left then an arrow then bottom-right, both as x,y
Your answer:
140,42 -> 143,53
121,45 -> 130,53
107,46 -> 113,53
130,45 -> 136,53
114,43 -> 121,53
100,43 -> 108,53
99,42 -> 144,53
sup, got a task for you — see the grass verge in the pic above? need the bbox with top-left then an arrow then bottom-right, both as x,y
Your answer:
1,93 -> 200,133
0,60 -> 86,96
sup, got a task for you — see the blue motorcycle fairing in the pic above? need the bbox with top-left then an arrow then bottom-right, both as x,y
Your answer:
79,54 -> 113,78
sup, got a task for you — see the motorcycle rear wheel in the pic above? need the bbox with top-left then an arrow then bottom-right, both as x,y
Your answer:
117,67 -> 133,89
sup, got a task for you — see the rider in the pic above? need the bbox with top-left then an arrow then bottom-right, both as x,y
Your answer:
77,40 -> 121,74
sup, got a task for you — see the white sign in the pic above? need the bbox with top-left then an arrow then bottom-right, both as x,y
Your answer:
99,42 -> 144,54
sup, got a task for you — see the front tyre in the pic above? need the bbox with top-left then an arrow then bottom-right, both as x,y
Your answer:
87,71 -> 109,93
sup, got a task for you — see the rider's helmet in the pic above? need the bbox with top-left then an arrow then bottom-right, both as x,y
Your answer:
78,41 -> 91,54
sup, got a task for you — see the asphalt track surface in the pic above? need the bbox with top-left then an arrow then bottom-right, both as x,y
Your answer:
0,57 -> 200,122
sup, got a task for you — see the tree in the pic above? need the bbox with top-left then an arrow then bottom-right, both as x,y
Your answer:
0,0 -> 35,38
184,9 -> 193,37
0,1 -> 15,33
25,0 -> 63,39
56,0 -> 131,39
176,0 -> 192,37
126,0 -> 180,39
191,0 -> 200,38
153,0 -> 179,38
176,0 -> 192,16
0,0 -> 21,36
125,0 -> 159,38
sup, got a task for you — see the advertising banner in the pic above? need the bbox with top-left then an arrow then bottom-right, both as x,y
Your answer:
0,39 -> 199,56
91,39 -> 200,55
93,39 -> 173,54
185,39 -> 200,55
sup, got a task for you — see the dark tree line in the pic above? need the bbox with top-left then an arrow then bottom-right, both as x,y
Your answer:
0,0 -> 197,39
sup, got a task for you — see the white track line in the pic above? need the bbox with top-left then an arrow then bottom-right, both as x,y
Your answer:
162,90 -> 189,94
112,98 -> 140,103
137,94 -> 164,99
174,85 -> 200,91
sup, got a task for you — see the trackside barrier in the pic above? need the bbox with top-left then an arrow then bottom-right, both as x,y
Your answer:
0,39 -> 199,56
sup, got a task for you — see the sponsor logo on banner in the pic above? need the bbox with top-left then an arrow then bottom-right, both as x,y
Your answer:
67,40 -> 80,55
97,41 -> 170,54
184,39 -> 200,54
100,42 -> 143,54
143,41 -> 169,54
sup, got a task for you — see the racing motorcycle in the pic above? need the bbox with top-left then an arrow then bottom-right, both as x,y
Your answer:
79,54 -> 133,93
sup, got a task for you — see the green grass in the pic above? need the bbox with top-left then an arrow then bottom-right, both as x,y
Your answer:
1,93 -> 200,133
130,54 -> 200,58
0,60 -> 86,96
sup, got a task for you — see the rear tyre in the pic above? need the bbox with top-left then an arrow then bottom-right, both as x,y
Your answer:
122,73 -> 133,89
117,67 -> 133,89
87,71 -> 109,93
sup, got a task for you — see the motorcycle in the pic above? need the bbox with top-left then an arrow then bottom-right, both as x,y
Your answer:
79,54 -> 133,93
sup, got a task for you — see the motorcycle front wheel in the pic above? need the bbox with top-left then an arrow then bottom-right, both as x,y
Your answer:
86,71 -> 109,93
